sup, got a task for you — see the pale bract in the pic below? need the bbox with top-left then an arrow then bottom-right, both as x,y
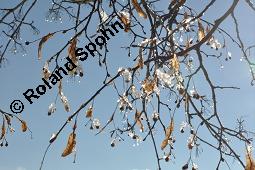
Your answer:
119,68 -> 131,83
156,69 -> 174,88
117,94 -> 133,111
48,103 -> 56,115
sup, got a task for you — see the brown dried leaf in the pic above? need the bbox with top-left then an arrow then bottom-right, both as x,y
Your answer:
188,142 -> 194,150
161,117 -> 174,150
1,119 -> 5,140
137,38 -> 156,69
187,134 -> 195,150
161,138 -> 168,150
142,78 -> 156,94
5,115 -> 11,125
58,80 -> 63,95
21,120 -> 27,132
245,147 -> 255,170
184,40 -> 190,56
60,94 -> 70,112
179,0 -> 186,6
171,53 -> 179,72
58,80 -> 70,112
86,106 -> 93,118
132,0 -> 147,19
38,33 -> 54,60
42,61 -> 51,80
205,26 -> 213,44
165,117 -> 174,139
135,110 -> 144,132
185,39 -> 190,49
68,38 -> 78,64
184,12 -> 188,20
119,12 -> 130,32
206,25 -> 210,34
68,38 -> 78,75
61,132 -> 76,157
137,56 -> 144,69
198,20 -> 205,41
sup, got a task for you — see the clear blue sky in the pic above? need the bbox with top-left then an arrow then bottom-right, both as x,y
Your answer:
0,1 -> 255,170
